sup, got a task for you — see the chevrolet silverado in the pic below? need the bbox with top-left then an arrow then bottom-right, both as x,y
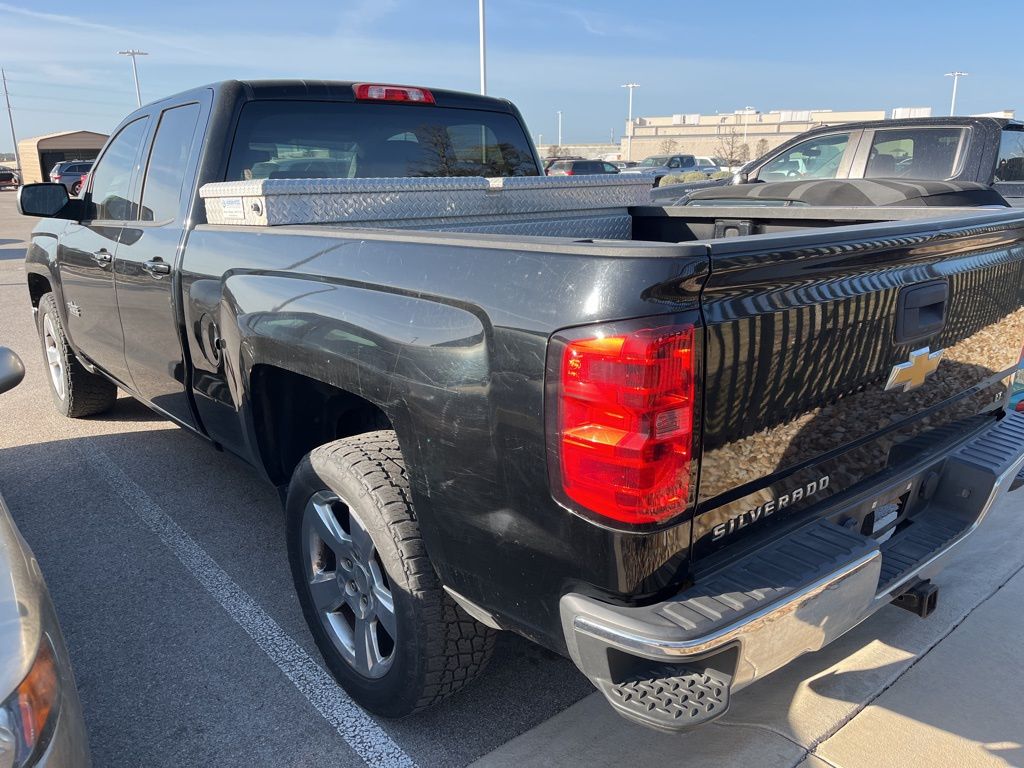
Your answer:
16,80 -> 1024,732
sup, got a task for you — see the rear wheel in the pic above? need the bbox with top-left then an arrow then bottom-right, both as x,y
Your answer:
70,181 -> 82,196
37,293 -> 117,417
286,431 -> 496,717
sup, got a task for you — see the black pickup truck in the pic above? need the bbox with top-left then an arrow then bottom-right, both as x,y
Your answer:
654,116 -> 1024,206
17,80 -> 1024,732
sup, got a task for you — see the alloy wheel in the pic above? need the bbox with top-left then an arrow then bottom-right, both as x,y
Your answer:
43,313 -> 65,400
301,490 -> 397,678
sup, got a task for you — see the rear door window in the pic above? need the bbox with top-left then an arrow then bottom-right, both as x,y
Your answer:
226,100 -> 539,180
758,133 -> 850,181
994,129 -> 1024,182
140,103 -> 202,223
864,127 -> 964,179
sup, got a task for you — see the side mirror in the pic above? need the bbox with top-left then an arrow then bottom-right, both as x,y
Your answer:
732,171 -> 749,185
17,183 -> 80,220
0,347 -> 25,395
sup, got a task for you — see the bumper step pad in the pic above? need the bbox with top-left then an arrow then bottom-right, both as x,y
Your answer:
608,665 -> 730,730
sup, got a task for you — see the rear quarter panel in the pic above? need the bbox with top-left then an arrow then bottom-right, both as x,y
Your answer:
179,225 -> 709,646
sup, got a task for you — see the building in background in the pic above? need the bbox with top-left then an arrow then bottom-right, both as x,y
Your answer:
16,130 -> 108,184
616,108 -> 895,164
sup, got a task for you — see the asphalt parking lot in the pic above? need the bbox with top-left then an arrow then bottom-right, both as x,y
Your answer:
1,194 -> 1022,767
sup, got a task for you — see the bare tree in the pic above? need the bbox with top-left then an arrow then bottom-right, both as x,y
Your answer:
737,143 -> 751,164
714,128 -> 745,166
755,138 -> 769,159
658,138 -> 679,155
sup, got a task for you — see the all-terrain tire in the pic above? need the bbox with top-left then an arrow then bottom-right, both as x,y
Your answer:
37,292 -> 117,417
286,430 -> 497,717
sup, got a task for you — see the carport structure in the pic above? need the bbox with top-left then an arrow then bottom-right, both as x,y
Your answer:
16,130 -> 108,184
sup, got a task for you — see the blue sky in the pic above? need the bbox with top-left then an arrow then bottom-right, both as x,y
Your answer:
0,0 -> 1019,150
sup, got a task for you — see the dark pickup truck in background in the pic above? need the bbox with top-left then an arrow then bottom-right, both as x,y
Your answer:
654,116 -> 1024,206
17,80 -> 1024,732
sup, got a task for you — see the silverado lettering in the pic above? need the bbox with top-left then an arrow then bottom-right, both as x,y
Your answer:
711,476 -> 831,542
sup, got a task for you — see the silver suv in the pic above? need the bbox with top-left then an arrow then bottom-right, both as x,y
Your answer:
48,160 -> 93,196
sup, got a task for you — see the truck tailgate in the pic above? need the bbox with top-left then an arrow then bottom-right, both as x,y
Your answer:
695,211 -> 1024,559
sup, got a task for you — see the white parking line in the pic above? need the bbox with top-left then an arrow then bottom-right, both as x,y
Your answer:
81,441 -> 417,768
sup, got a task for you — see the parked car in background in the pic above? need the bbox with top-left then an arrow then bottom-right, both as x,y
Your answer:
610,160 -> 638,170
653,117 -> 1024,205
542,155 -> 584,172
546,159 -> 620,176
618,153 -> 698,184
694,156 -> 723,175
47,161 -> 93,196
0,167 -> 19,190
0,347 -> 91,767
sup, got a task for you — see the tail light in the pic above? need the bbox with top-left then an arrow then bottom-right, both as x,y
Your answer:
353,83 -> 435,104
547,319 -> 698,525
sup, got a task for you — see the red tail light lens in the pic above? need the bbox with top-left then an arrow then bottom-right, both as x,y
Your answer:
550,321 -> 697,525
353,83 -> 435,104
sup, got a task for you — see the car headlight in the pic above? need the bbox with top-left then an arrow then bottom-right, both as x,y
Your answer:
0,637 -> 60,768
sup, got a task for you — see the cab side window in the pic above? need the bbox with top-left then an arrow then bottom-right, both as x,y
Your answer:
139,103 -> 202,223
865,128 -> 963,180
994,129 -> 1024,182
758,133 -> 850,181
88,117 -> 149,221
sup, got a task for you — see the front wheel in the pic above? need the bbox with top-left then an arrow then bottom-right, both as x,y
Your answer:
286,431 -> 496,717
37,293 -> 117,417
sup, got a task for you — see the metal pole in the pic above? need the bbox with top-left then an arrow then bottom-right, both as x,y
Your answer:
622,83 -> 638,161
557,111 -> 562,146
945,71 -> 968,116
478,0 -> 486,96
130,56 -> 140,106
1,70 -> 18,178
118,50 -> 148,108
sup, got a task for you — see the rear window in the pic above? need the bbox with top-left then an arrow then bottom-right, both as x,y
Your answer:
994,129 -> 1024,182
226,100 -> 539,181
865,128 -> 964,180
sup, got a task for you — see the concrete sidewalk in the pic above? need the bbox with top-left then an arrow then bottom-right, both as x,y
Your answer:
473,489 -> 1024,768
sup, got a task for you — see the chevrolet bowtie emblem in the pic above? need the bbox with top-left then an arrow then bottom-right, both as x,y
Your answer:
885,347 -> 944,393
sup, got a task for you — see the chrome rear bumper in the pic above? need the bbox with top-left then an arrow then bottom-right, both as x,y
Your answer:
560,410 -> 1024,731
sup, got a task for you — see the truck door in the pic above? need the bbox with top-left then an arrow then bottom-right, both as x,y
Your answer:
58,116 -> 149,385
114,100 -> 205,428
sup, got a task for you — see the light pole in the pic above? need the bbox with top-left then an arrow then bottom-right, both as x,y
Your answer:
478,0 -> 487,95
742,106 -> 756,143
118,49 -> 148,107
945,71 -> 968,115
622,82 -> 639,161
557,110 -> 562,147
1,69 -> 18,179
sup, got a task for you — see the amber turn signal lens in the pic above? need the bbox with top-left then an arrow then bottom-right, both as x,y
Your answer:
15,639 -> 58,753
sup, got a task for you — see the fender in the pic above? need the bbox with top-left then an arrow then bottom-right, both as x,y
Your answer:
215,271 -> 503,573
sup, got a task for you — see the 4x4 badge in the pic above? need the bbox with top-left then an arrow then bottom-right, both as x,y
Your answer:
885,347 -> 944,393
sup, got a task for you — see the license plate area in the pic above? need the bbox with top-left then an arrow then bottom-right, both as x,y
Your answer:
831,476 -> 918,543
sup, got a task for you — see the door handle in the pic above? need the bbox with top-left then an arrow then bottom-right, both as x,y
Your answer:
91,249 -> 112,266
141,259 -> 171,279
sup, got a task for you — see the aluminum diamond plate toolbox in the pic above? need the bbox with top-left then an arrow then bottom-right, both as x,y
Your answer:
199,175 -> 652,237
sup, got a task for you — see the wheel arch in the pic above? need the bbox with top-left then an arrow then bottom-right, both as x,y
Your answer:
248,363 -> 395,487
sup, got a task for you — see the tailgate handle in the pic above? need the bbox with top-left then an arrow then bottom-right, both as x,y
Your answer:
895,281 -> 948,344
